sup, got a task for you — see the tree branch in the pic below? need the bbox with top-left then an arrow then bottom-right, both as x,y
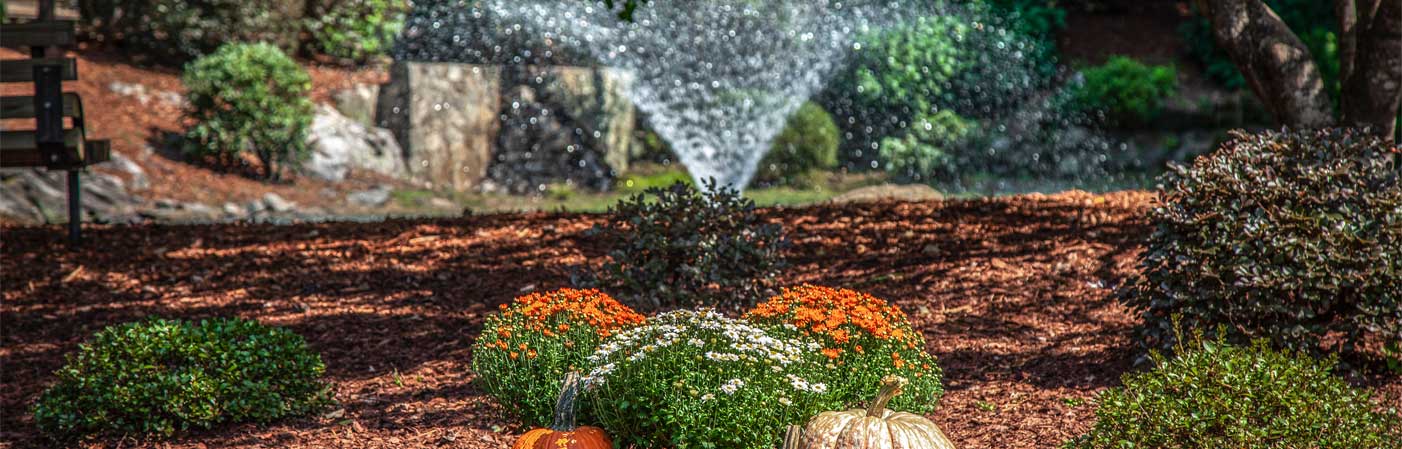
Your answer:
1340,0 -> 1402,139
1201,0 -> 1334,128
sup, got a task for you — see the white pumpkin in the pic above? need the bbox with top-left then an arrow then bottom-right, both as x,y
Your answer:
787,376 -> 956,449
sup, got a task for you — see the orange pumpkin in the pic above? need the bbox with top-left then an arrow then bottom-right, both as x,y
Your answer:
512,373 -> 612,449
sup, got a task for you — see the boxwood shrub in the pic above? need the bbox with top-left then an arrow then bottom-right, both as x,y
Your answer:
182,43 -> 315,180
1121,128 -> 1400,358
32,317 -> 330,440
303,0 -> 407,63
581,181 -> 786,311
1066,334 -> 1402,448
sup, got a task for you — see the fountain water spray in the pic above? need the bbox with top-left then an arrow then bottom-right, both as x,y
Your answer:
397,0 -> 1132,195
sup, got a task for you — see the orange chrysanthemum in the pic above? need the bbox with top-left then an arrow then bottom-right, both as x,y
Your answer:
746,284 -> 921,349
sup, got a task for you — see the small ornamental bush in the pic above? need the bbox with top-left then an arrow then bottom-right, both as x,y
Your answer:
746,285 -> 943,414
755,102 -> 840,187
303,0 -> 407,63
584,181 -> 787,311
583,310 -> 842,449
1122,128 -> 1401,358
1062,56 -> 1178,127
472,288 -> 645,427
32,318 -> 329,439
183,43 -> 315,180
1066,334 -> 1402,449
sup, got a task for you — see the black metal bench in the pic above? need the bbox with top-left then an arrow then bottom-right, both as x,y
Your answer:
1,0 -> 110,243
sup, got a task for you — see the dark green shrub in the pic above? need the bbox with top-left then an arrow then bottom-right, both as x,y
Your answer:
1122,128 -> 1401,358
78,0 -> 306,63
583,181 -> 787,311
1066,334 -> 1402,448
1062,56 -> 1178,127
303,0 -> 407,63
754,102 -> 840,187
878,110 -> 978,181
32,318 -> 330,439
1180,0 -> 1339,97
183,43 -> 315,181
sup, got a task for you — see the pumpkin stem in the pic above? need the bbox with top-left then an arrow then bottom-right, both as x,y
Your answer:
782,425 -> 804,449
550,372 -> 582,431
866,375 -> 907,417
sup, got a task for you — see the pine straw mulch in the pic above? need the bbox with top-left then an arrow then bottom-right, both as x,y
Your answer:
3,190 -> 1399,448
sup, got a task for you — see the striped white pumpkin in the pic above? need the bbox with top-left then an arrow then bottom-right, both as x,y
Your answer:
787,376 -> 956,449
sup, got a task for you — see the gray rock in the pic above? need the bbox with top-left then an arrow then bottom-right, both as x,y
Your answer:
155,198 -> 180,209
305,104 -> 408,182
222,202 -> 244,216
378,62 -> 502,192
332,84 -> 380,126
429,197 -> 457,209
347,186 -> 392,208
109,153 -> 150,191
0,168 -> 143,224
182,202 -> 218,217
831,184 -> 943,204
262,193 -> 296,213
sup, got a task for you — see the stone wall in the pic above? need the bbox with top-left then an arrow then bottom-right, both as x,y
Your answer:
374,62 -> 640,193
378,63 -> 502,192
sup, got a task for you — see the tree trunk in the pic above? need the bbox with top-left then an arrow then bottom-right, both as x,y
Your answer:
1197,0 -> 1335,128
1340,0 -> 1402,139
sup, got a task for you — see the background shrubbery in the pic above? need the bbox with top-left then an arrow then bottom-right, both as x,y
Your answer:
33,318 -> 329,439
754,102 -> 840,188
1061,56 -> 1178,128
1067,334 -> 1402,448
581,181 -> 787,311
78,0 -> 307,63
182,43 -> 315,180
303,0 -> 407,63
1122,128 -> 1401,359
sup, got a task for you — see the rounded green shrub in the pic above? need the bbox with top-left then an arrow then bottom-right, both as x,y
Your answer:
471,288 -> 645,427
584,310 -> 843,449
1066,334 -> 1402,448
303,0 -> 407,63
754,102 -> 840,188
182,43 -> 315,180
32,317 -> 330,439
78,0 -> 306,63
1122,128 -> 1401,358
583,181 -> 787,311
1062,56 -> 1177,127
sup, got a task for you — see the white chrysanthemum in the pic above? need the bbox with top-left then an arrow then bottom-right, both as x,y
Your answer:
720,378 -> 745,395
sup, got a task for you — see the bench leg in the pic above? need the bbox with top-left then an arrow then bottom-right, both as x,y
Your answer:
67,169 -> 81,244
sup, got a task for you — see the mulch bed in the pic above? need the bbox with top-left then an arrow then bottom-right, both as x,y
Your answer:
3,190 -> 1399,448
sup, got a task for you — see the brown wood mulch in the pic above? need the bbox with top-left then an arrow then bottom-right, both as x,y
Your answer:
3,190 -> 1399,448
